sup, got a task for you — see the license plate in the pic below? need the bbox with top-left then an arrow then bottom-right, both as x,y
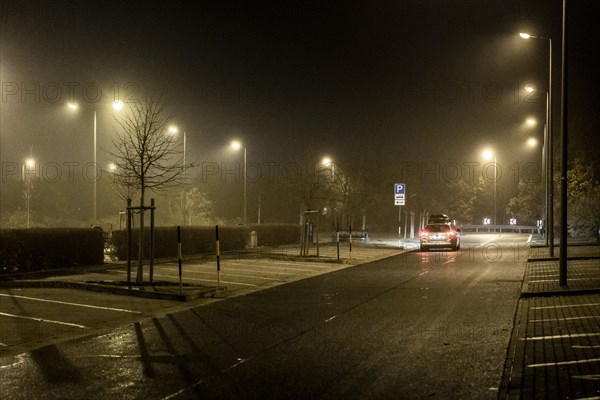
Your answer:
432,235 -> 442,240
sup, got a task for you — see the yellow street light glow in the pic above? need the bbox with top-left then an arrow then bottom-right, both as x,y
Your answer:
108,162 -> 117,171
527,138 -> 538,147
482,149 -> 494,160
230,140 -> 242,151
526,118 -> 536,126
525,85 -> 535,93
322,156 -> 333,166
25,158 -> 36,168
168,126 -> 178,134
112,100 -> 124,111
67,102 -> 78,110
519,32 -> 531,39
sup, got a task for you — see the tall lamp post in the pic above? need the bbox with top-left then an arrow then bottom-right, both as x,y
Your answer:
482,149 -> 497,226
230,140 -> 247,225
169,125 -> 187,225
520,32 -> 554,255
526,85 -> 550,244
68,100 -> 124,224
22,157 -> 36,228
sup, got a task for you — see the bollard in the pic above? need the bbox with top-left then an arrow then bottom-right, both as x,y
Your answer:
250,230 -> 257,249
177,226 -> 182,294
215,225 -> 221,288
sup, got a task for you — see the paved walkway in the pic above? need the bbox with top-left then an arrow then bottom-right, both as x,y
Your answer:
499,243 -> 600,400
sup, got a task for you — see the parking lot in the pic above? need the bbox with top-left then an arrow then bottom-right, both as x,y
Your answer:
0,245 -> 403,356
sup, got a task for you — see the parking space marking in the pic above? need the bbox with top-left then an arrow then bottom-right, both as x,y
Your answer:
0,311 -> 88,329
0,293 -> 141,314
531,303 -> 600,310
203,267 -> 293,276
110,270 -> 258,287
528,278 -> 598,283
530,315 -> 600,323
157,269 -> 285,282
528,357 -> 600,368
521,332 -> 600,341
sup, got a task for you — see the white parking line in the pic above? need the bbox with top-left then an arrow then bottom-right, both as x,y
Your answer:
157,269 -> 285,282
0,293 -> 141,314
0,311 -> 88,329
528,357 -> 600,368
530,315 -> 600,323
531,303 -> 600,310
528,278 -> 597,283
521,332 -> 600,341
110,270 -> 258,287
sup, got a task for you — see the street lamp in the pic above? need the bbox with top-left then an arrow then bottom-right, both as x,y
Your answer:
230,140 -> 247,225
321,156 -> 335,180
67,101 -> 123,224
23,157 -> 36,228
169,125 -> 188,225
519,31 -> 554,255
67,101 -> 97,223
168,126 -> 187,184
525,84 -> 551,246
482,149 -> 497,226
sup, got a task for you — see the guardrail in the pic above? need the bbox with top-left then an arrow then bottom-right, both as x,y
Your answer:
458,225 -> 540,234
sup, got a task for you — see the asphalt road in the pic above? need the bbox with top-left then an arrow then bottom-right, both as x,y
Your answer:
0,233 -> 528,399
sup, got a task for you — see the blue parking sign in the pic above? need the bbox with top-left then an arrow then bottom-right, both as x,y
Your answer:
394,183 -> 405,195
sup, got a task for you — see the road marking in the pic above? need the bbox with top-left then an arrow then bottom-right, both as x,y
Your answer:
474,235 -> 500,248
573,345 -> 600,349
0,293 -> 141,314
531,303 -> 600,310
528,278 -> 597,283
528,357 -> 600,368
324,315 -> 337,323
522,332 -> 600,341
0,311 -> 88,329
111,271 -> 258,287
530,315 -> 600,323
572,375 -> 600,380
154,269 -> 285,282
193,266 -> 292,276
527,234 -> 532,243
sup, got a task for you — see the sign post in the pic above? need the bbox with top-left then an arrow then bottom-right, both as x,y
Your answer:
394,183 -> 406,246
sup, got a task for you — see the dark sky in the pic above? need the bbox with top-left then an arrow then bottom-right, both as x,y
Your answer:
1,0 -> 599,222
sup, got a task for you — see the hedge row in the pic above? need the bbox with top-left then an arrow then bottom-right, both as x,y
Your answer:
110,224 -> 301,260
0,228 -> 104,274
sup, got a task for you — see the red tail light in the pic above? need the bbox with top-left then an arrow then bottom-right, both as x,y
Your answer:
448,230 -> 456,238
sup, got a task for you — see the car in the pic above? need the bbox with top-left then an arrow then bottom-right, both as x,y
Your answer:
419,223 -> 461,251
428,213 -> 451,224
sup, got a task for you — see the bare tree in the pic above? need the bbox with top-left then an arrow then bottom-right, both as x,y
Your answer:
110,95 -> 182,283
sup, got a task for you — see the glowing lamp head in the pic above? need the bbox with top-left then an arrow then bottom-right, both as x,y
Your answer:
112,100 -> 124,111
230,140 -> 242,151
482,149 -> 494,160
526,118 -> 536,126
67,102 -> 78,110
168,126 -> 178,134
527,138 -> 538,147
519,33 -> 531,39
